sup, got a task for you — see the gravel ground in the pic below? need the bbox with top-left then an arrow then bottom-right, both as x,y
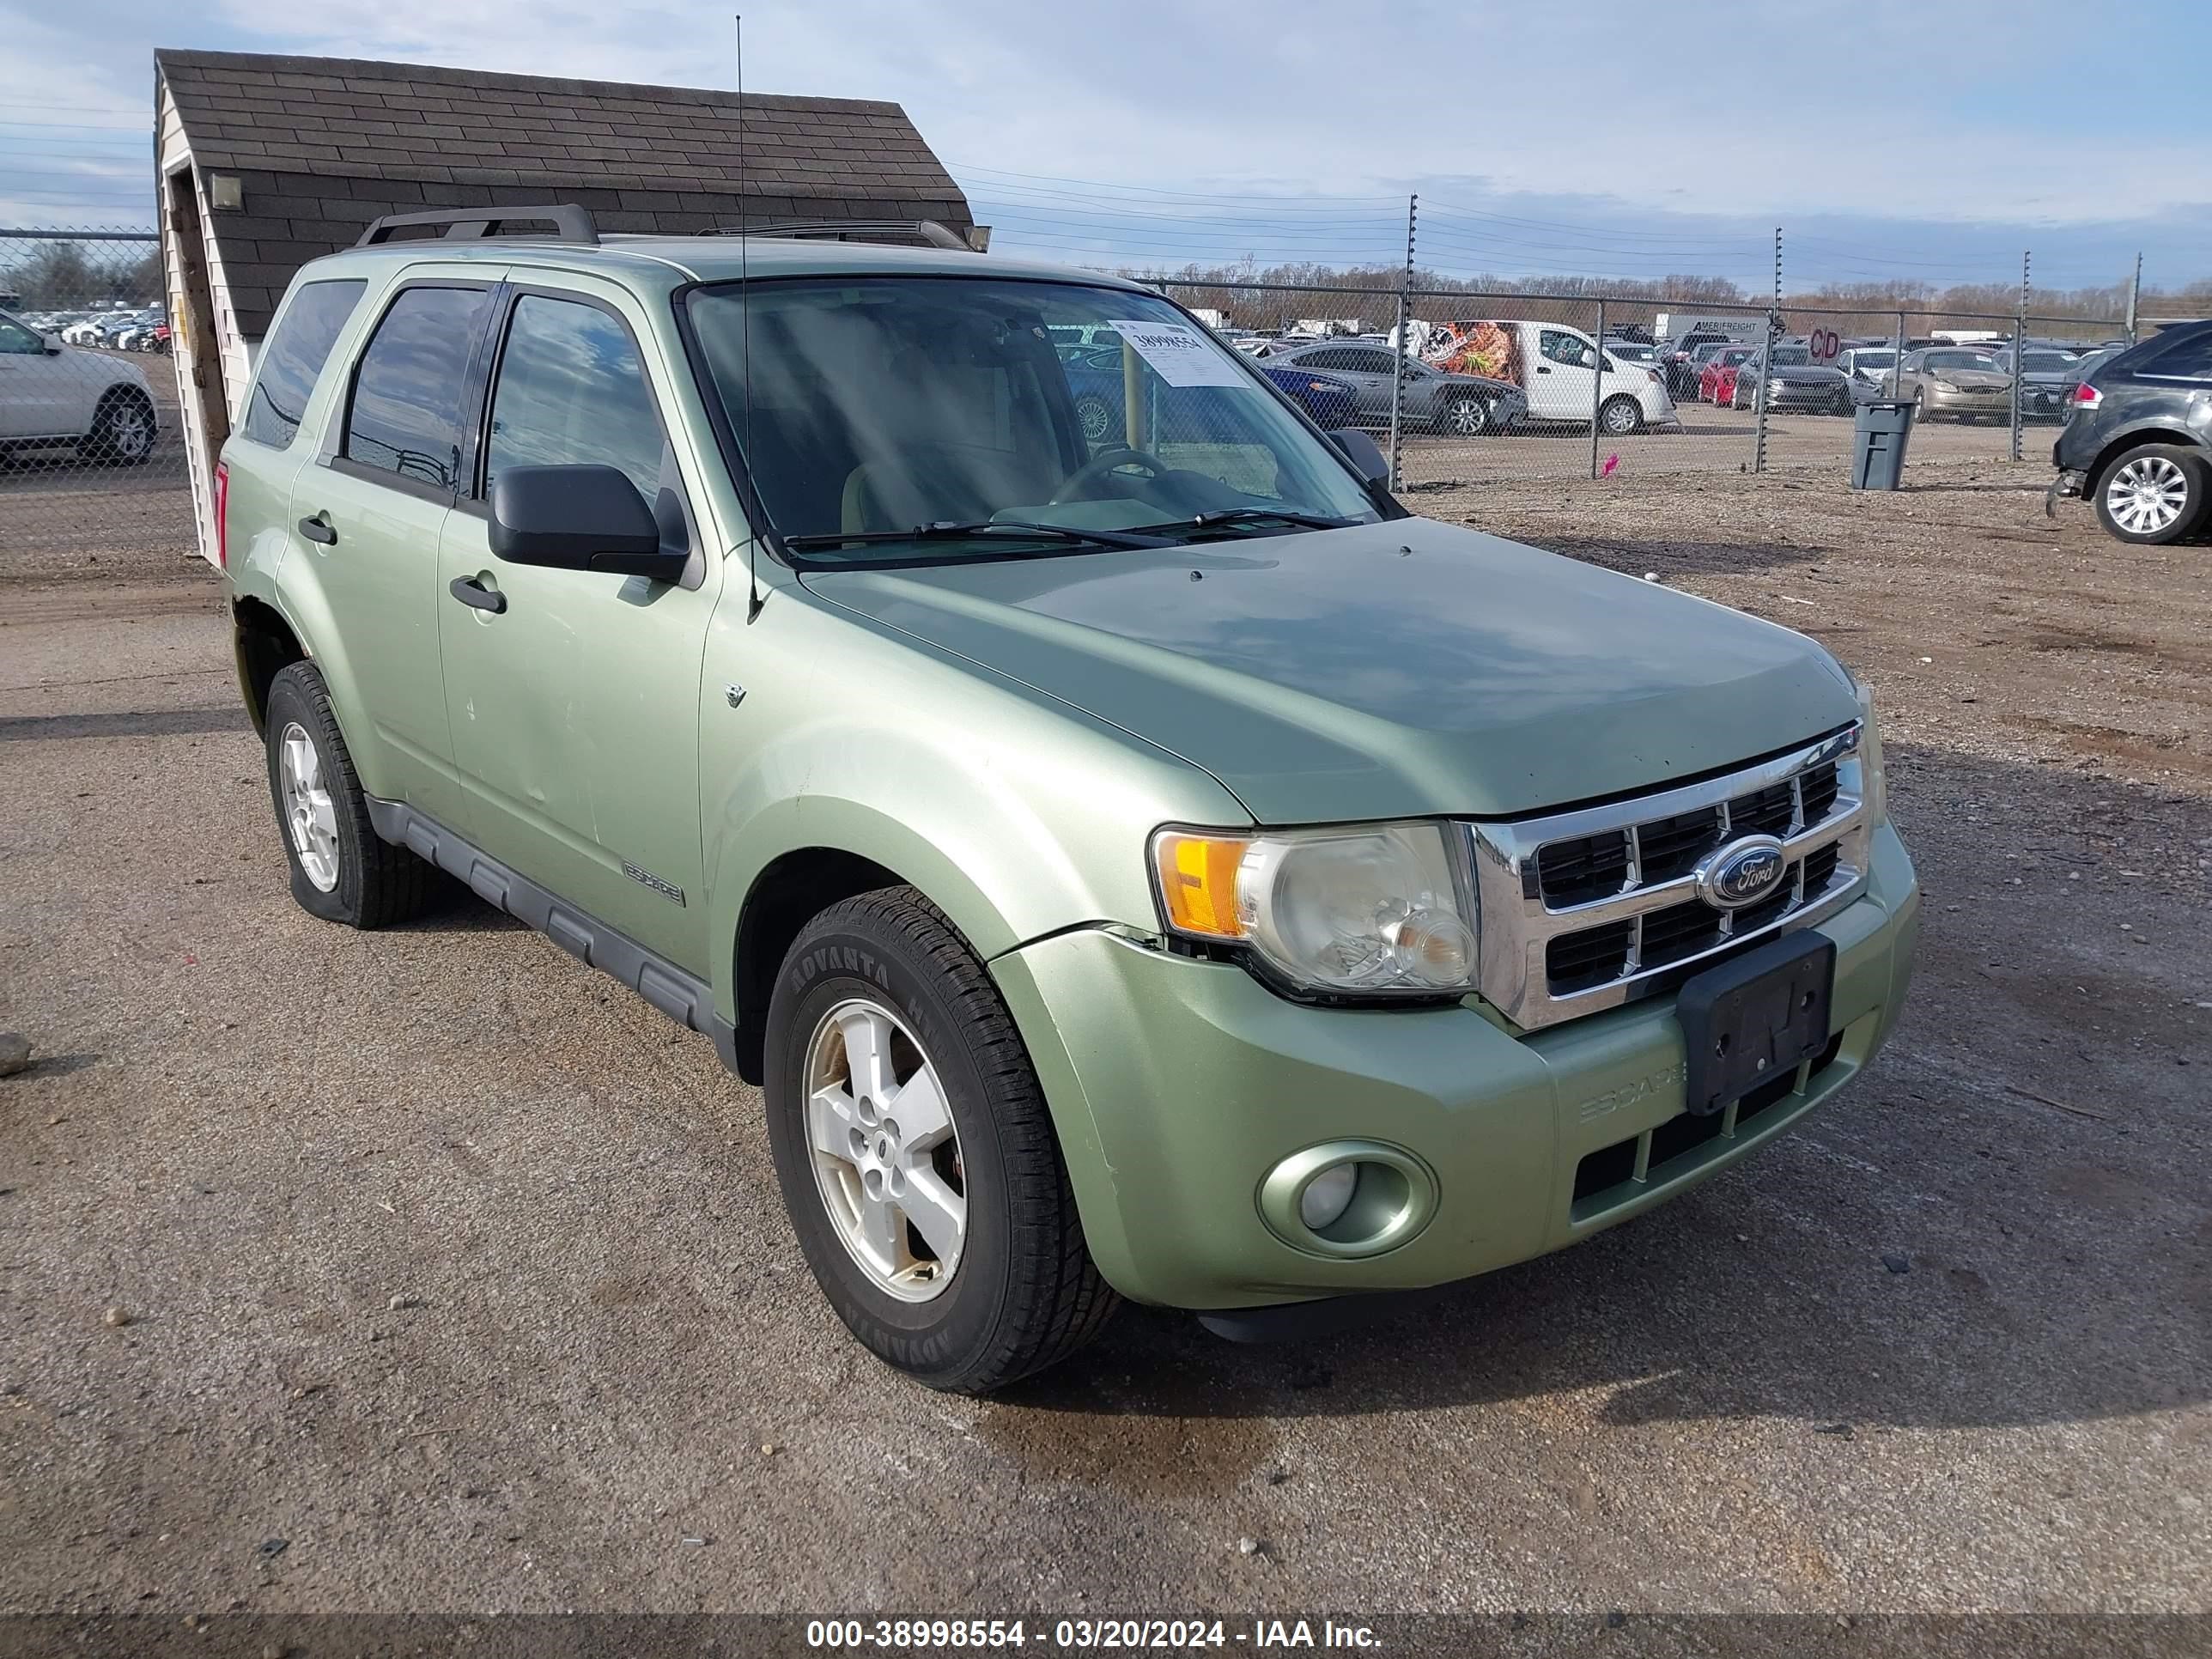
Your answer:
1,463 -> 2207,1627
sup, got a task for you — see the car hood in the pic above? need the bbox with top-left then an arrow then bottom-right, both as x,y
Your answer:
1932,368 -> 2010,389
797,519 -> 1857,823
1765,366 -> 1846,383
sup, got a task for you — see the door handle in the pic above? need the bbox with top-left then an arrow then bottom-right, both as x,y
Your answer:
298,515 -> 337,545
449,574 -> 507,615
1535,365 -> 1553,374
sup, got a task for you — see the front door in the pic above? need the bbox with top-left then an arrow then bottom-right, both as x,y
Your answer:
289,277 -> 501,824
1531,328 -> 1599,422
0,313 -> 70,438
436,284 -> 721,972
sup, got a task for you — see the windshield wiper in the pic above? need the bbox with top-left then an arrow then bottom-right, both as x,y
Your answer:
1138,507 -> 1364,537
783,520 -> 1170,552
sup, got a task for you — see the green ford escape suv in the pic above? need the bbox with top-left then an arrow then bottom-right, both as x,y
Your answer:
216,209 -> 1920,1392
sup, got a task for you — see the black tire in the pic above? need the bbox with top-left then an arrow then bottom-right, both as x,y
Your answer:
764,887 -> 1118,1393
1599,395 -> 1643,436
87,387 -> 155,465
2091,444 -> 2211,546
1437,394 -> 1489,438
1912,385 -> 1934,422
261,660 -> 434,928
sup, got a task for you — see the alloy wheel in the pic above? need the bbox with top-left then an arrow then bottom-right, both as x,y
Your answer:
2106,455 -> 2191,536
1445,398 -> 1486,436
804,997 -> 967,1303
276,722 -> 340,891
104,400 -> 152,460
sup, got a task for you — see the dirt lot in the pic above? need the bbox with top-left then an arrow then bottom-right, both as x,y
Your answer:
1,463 -> 2208,1630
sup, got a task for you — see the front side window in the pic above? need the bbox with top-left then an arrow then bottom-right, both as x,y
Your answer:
343,285 -> 492,490
684,276 -> 1381,562
243,278 -> 365,449
484,295 -> 665,502
1539,331 -> 1589,367
0,316 -> 42,355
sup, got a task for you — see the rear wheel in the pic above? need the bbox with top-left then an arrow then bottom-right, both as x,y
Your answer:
2092,445 -> 2210,545
88,388 -> 154,465
763,887 -> 1119,1392
262,661 -> 435,927
1599,395 -> 1643,436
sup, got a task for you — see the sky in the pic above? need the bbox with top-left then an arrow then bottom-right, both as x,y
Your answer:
4,0 -> 2210,301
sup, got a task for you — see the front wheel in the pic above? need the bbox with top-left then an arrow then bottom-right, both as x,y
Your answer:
763,887 -> 1119,1393
1439,395 -> 1489,437
2093,445 -> 2210,545
1599,395 -> 1643,436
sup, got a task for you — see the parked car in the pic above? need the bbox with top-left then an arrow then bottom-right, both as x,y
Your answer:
1059,343 -> 1363,437
1401,319 -> 1676,434
0,309 -> 158,463
211,214 -> 1917,1391
1264,339 -> 1528,436
2049,318 -> 2212,544
1894,348 -> 2013,423
1992,347 -> 2085,422
1835,345 -> 1899,396
1699,344 -> 1762,405
1729,346 -> 1856,415
1601,339 -> 1656,365
1661,326 -> 1762,397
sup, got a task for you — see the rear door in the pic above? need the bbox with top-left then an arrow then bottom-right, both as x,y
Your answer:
289,273 -> 501,824
435,278 -> 722,973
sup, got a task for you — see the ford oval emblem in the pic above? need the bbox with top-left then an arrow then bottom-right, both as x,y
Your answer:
1694,836 -> 1789,911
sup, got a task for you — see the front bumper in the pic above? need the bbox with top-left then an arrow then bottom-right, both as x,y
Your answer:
993,821 -> 1918,1311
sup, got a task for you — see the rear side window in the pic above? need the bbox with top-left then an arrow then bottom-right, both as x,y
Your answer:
2145,329 -> 2212,380
242,278 -> 365,448
343,285 -> 492,490
483,295 -> 665,502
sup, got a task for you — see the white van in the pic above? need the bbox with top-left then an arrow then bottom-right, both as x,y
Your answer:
1394,317 -> 1679,434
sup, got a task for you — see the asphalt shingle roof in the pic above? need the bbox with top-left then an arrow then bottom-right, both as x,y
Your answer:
153,49 -> 970,337
154,49 -> 965,203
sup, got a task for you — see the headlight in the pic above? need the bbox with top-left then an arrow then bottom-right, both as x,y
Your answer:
1150,821 -> 1477,999
1855,683 -> 1888,825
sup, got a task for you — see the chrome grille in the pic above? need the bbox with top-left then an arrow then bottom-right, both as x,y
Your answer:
1467,726 -> 1870,1030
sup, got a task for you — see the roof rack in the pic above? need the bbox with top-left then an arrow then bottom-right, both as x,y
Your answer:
356,204 -> 599,248
695,218 -> 981,252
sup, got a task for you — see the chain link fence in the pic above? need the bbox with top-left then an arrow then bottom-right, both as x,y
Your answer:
1152,276 -> 2130,492
0,228 -> 191,560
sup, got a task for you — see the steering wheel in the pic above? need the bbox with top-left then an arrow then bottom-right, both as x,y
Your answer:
1050,447 -> 1169,505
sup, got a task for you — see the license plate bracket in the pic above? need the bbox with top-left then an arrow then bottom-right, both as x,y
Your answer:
1677,931 -> 1836,1117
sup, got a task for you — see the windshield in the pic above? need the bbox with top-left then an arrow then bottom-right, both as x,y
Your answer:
2020,352 -> 2071,372
1926,351 -> 1999,371
1769,347 -> 1811,366
684,276 -> 1382,562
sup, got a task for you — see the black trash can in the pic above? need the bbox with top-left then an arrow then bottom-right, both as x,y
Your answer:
1851,398 -> 1915,490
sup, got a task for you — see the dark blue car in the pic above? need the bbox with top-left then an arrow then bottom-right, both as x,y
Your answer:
1059,345 -> 1359,441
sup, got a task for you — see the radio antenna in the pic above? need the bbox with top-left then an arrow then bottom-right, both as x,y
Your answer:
737,12 -> 763,621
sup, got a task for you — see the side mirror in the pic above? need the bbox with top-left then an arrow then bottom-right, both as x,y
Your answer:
1330,427 -> 1391,488
42,333 -> 63,355
489,464 -> 685,581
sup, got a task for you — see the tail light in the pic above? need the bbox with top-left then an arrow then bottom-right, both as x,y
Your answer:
2072,381 -> 2101,410
213,459 -> 228,569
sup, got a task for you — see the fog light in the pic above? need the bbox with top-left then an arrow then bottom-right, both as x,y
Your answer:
1298,1163 -> 1358,1231
1258,1140 -> 1438,1259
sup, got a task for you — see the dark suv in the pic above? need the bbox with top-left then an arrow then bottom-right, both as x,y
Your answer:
2050,320 -> 2212,544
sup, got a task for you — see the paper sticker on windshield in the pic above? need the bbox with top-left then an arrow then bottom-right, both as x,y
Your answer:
1104,319 -> 1246,387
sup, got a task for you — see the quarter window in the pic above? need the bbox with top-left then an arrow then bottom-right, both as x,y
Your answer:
243,278 -> 365,449
484,295 -> 665,502
343,285 -> 492,491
